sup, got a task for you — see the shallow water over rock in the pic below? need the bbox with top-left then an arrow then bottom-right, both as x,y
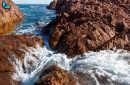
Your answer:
11,44 -> 130,85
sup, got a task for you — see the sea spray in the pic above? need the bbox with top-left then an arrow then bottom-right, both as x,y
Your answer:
11,44 -> 130,85
11,44 -> 71,85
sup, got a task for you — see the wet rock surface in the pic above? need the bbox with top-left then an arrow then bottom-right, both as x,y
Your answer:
0,0 -> 27,84
35,65 -> 77,85
0,0 -> 23,35
47,0 -> 130,57
0,72 -> 20,85
0,34 -> 43,72
0,34 -> 43,85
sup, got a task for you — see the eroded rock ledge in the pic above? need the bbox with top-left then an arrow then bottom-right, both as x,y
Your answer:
46,0 -> 130,57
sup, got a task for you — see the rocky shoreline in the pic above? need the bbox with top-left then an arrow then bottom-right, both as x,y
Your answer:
0,0 -> 43,84
0,34 -> 43,85
45,0 -> 130,57
37,0 -> 130,84
0,0 -> 130,85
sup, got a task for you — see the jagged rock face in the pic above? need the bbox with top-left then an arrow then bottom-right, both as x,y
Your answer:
47,0 -> 130,57
35,65 -> 77,85
98,0 -> 130,15
0,0 -> 23,35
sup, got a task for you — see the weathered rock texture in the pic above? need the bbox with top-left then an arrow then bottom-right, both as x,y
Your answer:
0,72 -> 20,85
0,34 -> 43,85
0,0 -> 23,35
0,34 -> 43,72
35,65 -> 77,85
47,0 -> 130,57
0,0 -> 25,84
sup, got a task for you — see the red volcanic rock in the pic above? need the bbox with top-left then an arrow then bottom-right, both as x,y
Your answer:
47,0 -> 130,57
35,65 -> 77,85
0,0 -> 23,35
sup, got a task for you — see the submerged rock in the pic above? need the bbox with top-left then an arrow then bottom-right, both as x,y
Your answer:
47,0 -> 130,57
0,0 -> 23,35
35,65 -> 77,85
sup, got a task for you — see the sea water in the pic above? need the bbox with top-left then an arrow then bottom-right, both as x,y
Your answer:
16,4 -> 55,35
12,4 -> 130,85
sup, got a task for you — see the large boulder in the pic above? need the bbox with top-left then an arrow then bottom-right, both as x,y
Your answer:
46,0 -> 130,57
35,65 -> 77,85
0,0 -> 23,35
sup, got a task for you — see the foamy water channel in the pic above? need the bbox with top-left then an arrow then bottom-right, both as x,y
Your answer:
10,44 -> 130,85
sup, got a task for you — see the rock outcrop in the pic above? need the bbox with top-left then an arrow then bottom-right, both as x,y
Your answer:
0,34 -> 43,72
35,65 -> 122,85
46,0 -> 130,57
0,0 -> 23,35
0,0 -> 26,84
35,65 -> 77,85
0,34 -> 43,85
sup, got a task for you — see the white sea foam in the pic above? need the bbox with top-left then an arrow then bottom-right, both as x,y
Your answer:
16,25 -> 36,34
11,44 -> 130,85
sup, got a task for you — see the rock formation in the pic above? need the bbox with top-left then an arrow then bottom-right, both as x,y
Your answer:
35,65 -> 77,85
46,0 -> 130,57
0,0 -> 23,35
0,0 -> 43,84
0,34 -> 43,85
0,34 -> 43,72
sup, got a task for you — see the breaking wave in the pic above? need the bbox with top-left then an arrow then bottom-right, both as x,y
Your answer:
11,44 -> 130,85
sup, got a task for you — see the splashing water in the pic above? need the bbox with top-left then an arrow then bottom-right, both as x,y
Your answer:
12,4 -> 130,85
11,44 -> 70,85
11,44 -> 130,85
